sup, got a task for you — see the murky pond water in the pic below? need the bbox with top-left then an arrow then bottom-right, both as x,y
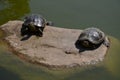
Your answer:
0,0 -> 120,80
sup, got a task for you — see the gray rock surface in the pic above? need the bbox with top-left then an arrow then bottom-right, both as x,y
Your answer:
0,21 -> 108,68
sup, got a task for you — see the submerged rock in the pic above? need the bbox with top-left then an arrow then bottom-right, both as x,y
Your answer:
0,21 -> 109,68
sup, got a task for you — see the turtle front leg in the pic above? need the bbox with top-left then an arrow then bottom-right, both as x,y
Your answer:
35,27 -> 44,37
103,36 -> 110,47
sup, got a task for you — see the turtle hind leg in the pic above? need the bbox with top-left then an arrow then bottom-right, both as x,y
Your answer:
35,27 -> 44,37
103,37 -> 110,47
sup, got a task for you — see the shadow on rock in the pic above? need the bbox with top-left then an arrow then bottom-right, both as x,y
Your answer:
20,34 -> 32,41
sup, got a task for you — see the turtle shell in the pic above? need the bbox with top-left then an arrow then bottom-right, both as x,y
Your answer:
21,14 -> 47,36
23,14 -> 46,28
78,28 -> 105,45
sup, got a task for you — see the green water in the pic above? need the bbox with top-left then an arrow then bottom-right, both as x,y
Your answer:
0,0 -> 120,80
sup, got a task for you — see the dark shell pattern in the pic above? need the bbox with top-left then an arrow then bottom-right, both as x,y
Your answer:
79,28 -> 105,44
23,14 -> 46,28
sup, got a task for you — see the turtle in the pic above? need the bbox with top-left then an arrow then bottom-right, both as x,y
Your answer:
21,14 -> 53,37
78,27 -> 110,49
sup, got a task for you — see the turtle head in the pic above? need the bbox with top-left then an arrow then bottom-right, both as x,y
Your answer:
103,37 -> 110,47
79,39 -> 97,49
81,40 -> 91,47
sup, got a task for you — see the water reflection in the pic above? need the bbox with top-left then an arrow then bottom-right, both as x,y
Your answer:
64,67 -> 119,80
0,0 -> 9,10
105,37 -> 120,78
0,66 -> 22,80
0,0 -> 30,25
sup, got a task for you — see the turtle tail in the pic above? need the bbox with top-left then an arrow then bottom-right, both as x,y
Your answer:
46,21 -> 54,26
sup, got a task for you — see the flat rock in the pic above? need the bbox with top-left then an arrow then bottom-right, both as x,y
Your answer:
0,21 -> 108,68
